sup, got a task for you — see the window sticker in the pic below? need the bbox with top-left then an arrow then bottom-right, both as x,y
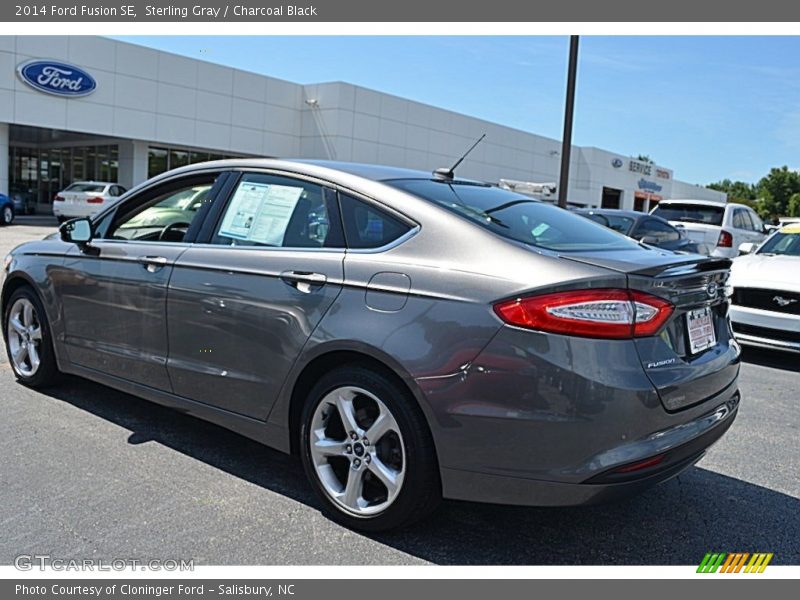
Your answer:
219,182 -> 304,246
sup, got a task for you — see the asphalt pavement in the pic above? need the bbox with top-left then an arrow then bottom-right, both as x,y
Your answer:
0,220 -> 798,565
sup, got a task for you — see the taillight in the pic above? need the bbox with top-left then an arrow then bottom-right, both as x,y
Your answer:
54,195 -> 64,202
717,230 -> 733,248
493,288 -> 674,339
86,196 -> 104,204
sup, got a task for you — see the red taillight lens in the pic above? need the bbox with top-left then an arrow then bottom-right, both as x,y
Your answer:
717,230 -> 733,248
86,196 -> 104,204
613,453 -> 666,474
493,288 -> 674,339
54,195 -> 64,202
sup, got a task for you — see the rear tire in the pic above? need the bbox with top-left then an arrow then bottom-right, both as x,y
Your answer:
300,365 -> 441,532
3,286 -> 61,388
1,206 -> 13,226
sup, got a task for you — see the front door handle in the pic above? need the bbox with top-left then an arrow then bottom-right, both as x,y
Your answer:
138,256 -> 169,273
280,270 -> 327,293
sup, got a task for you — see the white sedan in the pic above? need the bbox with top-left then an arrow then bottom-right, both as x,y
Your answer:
729,225 -> 800,353
52,181 -> 127,223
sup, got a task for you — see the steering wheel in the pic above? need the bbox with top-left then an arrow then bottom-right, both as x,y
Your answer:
158,221 -> 192,241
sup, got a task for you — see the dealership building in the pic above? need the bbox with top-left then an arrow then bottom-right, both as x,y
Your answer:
0,35 -> 725,213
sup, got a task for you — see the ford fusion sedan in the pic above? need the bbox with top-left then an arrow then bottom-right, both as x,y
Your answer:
651,199 -> 767,258
2,160 -> 741,531
729,225 -> 800,353
52,181 -> 127,223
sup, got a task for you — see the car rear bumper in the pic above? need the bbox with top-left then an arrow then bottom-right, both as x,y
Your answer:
731,305 -> 800,353
416,325 -> 740,506
52,204 -> 100,218
440,393 -> 739,506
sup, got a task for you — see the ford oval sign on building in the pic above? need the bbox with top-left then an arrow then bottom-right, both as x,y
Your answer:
17,60 -> 96,97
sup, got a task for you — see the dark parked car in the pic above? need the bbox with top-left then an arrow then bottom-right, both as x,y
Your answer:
576,208 -> 706,253
0,193 -> 14,226
2,160 -> 740,531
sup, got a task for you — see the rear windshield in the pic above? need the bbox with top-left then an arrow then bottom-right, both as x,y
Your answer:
65,183 -> 106,193
581,213 -> 634,235
651,203 -> 724,226
385,179 -> 639,252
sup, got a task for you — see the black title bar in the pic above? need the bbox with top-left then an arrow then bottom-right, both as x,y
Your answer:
3,0 -> 800,22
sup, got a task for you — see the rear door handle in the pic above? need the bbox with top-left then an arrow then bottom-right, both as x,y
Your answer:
138,256 -> 169,273
280,270 -> 327,293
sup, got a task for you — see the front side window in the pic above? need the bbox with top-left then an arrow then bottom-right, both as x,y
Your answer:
106,180 -> 215,242
387,179 -> 637,252
212,173 -> 340,248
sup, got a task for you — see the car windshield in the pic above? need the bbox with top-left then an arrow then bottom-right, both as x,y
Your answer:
386,179 -> 639,252
651,203 -> 724,226
157,187 -> 209,210
65,183 -> 106,193
757,231 -> 800,256
581,213 -> 634,235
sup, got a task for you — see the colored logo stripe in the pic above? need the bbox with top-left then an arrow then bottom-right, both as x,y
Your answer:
697,552 -> 773,573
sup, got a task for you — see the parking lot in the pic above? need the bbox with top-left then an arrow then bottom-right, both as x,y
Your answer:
0,219 -> 798,566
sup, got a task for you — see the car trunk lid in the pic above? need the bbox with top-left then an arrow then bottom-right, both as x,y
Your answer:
562,250 -> 740,411
670,222 -> 721,247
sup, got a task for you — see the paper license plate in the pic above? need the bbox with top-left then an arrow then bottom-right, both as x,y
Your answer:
687,306 -> 716,354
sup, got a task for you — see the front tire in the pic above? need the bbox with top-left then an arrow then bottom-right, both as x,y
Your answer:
3,287 -> 61,387
300,366 -> 441,531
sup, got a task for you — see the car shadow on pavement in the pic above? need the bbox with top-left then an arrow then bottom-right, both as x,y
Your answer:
40,375 -> 800,566
740,347 -> 799,372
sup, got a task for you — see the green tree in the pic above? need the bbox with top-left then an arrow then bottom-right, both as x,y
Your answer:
756,166 -> 800,219
707,179 -> 758,204
788,192 -> 800,217
636,154 -> 654,164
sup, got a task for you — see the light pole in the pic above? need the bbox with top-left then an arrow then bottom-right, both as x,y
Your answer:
558,35 -> 579,209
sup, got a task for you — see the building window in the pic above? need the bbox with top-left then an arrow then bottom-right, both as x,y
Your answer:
148,146 -> 240,179
148,147 -> 168,178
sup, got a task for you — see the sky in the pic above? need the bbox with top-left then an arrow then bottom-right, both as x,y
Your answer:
113,35 -> 800,186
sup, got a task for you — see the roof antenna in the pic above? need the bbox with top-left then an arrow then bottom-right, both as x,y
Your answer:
433,134 -> 486,180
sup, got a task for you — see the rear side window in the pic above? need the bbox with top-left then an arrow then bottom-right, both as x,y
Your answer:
386,179 -> 637,252
338,193 -> 411,249
212,173 -> 342,249
651,203 -> 724,226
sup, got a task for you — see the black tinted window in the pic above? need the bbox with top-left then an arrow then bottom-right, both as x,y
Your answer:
339,193 -> 411,249
387,179 -> 638,252
651,203 -> 724,226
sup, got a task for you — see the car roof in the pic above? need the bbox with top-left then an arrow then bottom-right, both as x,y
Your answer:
159,158 -> 486,186
576,208 -> 646,219
66,181 -> 116,186
657,199 -> 734,208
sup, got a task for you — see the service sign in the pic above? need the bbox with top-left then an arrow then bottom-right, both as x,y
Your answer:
17,59 -> 96,97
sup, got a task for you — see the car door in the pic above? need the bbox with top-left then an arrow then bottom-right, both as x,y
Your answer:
57,172 -> 225,390
164,171 -> 346,420
745,209 -> 767,245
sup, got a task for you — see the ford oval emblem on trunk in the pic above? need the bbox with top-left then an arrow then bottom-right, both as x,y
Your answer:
17,60 -> 96,97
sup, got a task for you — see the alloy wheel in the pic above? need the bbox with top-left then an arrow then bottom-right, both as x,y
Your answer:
7,298 -> 43,377
2,207 -> 12,224
309,385 -> 406,516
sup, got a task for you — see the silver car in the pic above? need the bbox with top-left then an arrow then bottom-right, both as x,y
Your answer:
2,160 -> 741,531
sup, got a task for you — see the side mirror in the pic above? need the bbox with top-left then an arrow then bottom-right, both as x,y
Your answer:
639,235 -> 659,245
738,242 -> 755,255
59,218 -> 93,245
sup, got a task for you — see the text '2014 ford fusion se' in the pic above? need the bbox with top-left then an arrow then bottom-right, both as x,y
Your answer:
1,159 -> 741,531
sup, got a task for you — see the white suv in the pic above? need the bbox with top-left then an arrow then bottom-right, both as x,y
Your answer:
650,199 -> 767,258
53,181 -> 127,223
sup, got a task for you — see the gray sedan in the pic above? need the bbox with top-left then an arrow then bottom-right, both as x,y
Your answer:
1,160 -> 741,531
